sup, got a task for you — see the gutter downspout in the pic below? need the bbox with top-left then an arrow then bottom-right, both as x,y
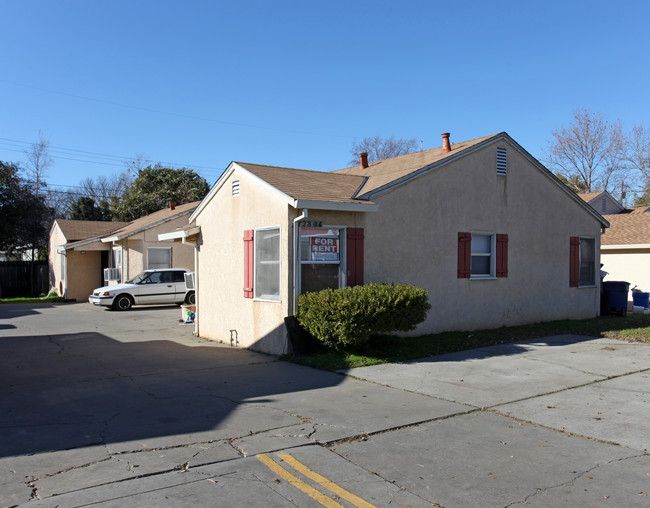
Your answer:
292,209 -> 308,315
183,237 -> 199,336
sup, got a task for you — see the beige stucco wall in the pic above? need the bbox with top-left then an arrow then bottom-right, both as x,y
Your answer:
363,140 -> 604,334
195,168 -> 292,353
111,216 -> 195,282
48,223 -> 66,296
602,249 -> 650,305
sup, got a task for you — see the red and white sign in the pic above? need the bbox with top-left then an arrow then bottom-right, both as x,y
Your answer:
310,236 -> 339,261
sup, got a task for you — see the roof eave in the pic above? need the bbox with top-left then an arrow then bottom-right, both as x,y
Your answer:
158,226 -> 201,241
292,199 -> 378,212
602,243 -> 650,251
101,209 -> 195,243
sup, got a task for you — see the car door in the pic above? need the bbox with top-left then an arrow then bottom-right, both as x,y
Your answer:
137,271 -> 175,304
170,270 -> 187,303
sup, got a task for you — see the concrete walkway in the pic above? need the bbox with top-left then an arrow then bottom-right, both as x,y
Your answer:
1,303 -> 649,507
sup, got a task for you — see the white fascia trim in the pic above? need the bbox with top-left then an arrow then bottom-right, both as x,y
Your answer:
158,226 -> 201,241
190,162 -> 296,223
602,244 -> 650,251
100,210 -> 193,243
293,199 -> 378,212
63,237 -> 105,250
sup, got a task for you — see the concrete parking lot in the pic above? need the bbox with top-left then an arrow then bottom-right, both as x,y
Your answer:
1,302 -> 649,507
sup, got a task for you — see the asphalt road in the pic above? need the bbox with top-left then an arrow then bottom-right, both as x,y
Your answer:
1,302 -> 649,507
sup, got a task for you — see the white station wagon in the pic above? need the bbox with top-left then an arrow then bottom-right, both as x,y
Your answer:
89,268 -> 195,311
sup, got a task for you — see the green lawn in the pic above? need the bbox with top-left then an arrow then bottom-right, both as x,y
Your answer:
0,294 -> 64,304
283,313 -> 650,371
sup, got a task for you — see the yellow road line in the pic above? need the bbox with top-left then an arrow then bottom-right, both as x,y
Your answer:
257,453 -> 344,508
278,454 -> 376,508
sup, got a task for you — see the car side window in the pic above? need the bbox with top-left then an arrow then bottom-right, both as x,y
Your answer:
147,272 -> 163,284
160,271 -> 173,283
171,271 -> 185,283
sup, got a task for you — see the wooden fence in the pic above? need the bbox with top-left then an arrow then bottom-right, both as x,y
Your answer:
0,261 -> 49,298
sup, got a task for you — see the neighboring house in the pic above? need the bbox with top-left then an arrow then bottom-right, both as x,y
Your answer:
579,190 -> 625,215
49,219 -> 128,301
166,132 -> 608,355
50,202 -> 198,301
601,207 -> 650,295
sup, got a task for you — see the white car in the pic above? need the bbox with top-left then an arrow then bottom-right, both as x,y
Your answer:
89,269 -> 195,311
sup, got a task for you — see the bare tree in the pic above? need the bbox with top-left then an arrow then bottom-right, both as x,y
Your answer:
546,108 -> 627,193
626,124 -> 650,180
349,136 -> 418,166
24,132 -> 53,195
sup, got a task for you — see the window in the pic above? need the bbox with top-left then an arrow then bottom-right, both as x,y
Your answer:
110,247 -> 123,282
496,147 -> 507,175
458,232 -> 508,279
299,227 -> 343,294
570,237 -> 595,287
254,227 -> 281,300
471,234 -> 494,277
147,247 -> 171,270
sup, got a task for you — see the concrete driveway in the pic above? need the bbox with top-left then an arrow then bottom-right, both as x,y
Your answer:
1,303 -> 649,507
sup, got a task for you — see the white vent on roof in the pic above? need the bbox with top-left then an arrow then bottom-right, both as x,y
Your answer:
496,147 -> 507,175
232,180 -> 240,197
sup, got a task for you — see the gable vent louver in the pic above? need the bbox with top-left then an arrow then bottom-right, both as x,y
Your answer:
232,180 -> 240,197
496,147 -> 507,175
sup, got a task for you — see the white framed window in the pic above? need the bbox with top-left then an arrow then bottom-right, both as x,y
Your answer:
471,233 -> 495,278
579,237 -> 596,286
110,247 -> 123,282
299,226 -> 344,294
254,226 -> 281,301
147,247 -> 172,270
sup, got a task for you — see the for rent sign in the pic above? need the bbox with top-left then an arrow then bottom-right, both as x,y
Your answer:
310,236 -> 339,261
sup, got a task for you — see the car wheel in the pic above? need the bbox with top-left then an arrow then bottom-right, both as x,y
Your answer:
185,291 -> 195,305
113,294 -> 134,311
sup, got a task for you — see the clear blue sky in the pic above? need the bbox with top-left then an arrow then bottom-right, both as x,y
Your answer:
1,0 -> 649,194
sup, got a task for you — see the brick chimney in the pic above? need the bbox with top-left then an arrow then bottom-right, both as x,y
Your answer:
359,152 -> 369,170
169,201 -> 176,211
441,133 -> 452,153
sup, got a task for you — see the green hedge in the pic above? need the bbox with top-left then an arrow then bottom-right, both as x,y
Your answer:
296,283 -> 431,349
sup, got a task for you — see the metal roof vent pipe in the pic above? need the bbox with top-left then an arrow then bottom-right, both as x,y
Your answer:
359,152 -> 369,170
442,133 -> 451,153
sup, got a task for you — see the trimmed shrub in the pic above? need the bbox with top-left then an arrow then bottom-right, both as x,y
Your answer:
297,283 -> 431,349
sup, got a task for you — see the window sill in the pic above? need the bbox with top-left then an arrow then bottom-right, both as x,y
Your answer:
470,276 -> 497,281
254,297 -> 282,303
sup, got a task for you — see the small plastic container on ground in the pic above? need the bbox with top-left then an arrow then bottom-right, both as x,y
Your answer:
632,291 -> 650,313
181,304 -> 196,324
601,281 -> 630,316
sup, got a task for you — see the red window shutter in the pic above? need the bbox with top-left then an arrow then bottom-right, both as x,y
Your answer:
243,230 -> 254,298
496,234 -> 508,277
569,236 -> 580,287
346,228 -> 364,286
458,232 -> 471,278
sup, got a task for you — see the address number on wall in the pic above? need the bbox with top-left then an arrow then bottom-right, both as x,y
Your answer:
298,220 -> 323,227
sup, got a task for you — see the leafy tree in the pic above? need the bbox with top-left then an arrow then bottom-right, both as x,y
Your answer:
555,172 -> 589,194
70,196 -> 112,221
0,161 -> 52,255
349,136 -> 418,165
546,108 -> 626,193
114,165 -> 209,221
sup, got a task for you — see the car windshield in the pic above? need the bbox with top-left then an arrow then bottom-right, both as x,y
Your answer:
126,272 -> 149,284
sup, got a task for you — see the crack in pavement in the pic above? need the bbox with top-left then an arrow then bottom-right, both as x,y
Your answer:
503,453 -> 649,507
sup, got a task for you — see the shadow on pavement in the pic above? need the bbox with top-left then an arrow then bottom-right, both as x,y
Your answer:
0,331 -> 343,457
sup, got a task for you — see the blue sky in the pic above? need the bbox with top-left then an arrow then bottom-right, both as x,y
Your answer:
1,0 -> 649,193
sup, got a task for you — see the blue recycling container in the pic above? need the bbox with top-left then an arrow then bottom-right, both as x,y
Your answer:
602,281 -> 630,316
632,291 -> 650,310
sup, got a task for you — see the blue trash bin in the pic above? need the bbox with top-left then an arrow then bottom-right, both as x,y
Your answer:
632,291 -> 650,312
602,281 -> 630,316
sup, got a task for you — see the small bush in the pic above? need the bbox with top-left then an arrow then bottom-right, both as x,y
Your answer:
297,283 -> 431,349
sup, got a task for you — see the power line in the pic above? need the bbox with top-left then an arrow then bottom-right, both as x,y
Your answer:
0,137 -> 224,172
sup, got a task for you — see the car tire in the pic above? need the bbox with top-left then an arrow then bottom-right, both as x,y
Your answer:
185,291 -> 195,305
113,294 -> 134,311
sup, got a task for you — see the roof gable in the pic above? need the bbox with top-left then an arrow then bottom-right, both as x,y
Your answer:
53,219 -> 128,242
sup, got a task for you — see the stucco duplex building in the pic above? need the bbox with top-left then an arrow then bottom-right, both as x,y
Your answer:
50,202 -> 198,301
167,132 -> 608,354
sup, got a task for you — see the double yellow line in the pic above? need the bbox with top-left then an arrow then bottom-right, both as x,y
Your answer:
257,453 -> 376,508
